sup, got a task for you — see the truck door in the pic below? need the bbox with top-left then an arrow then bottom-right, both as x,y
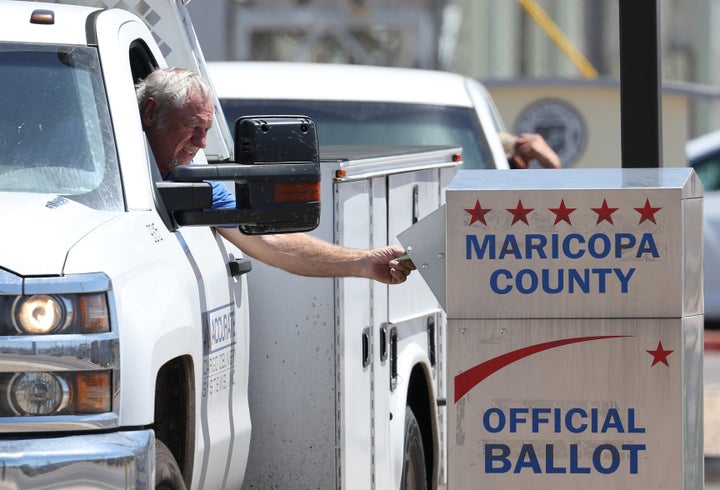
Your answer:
335,178 -> 374,489
95,17 -> 250,489
172,227 -> 250,490
388,169 -> 443,320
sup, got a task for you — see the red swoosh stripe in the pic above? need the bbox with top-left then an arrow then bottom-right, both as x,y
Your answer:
454,335 -> 631,403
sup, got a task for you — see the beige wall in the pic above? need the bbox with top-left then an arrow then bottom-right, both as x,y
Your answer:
487,82 -> 689,168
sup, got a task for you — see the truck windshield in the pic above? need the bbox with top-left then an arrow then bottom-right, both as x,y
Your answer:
219,99 -> 494,169
0,43 -> 122,211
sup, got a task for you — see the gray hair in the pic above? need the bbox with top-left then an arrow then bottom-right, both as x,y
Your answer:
136,67 -> 212,120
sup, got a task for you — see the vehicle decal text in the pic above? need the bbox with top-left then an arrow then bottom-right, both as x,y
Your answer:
202,303 -> 236,398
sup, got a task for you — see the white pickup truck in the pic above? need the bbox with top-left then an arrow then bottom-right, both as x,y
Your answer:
0,1 -> 466,488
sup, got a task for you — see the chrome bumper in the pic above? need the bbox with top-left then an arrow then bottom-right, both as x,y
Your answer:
0,430 -> 153,489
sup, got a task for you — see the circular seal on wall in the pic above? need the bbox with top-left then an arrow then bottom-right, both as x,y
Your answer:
513,99 -> 586,167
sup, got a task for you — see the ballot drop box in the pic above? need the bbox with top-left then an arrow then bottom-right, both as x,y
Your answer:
414,168 -> 704,489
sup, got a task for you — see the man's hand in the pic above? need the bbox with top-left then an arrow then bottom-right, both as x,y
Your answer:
501,132 -> 561,169
366,246 -> 416,284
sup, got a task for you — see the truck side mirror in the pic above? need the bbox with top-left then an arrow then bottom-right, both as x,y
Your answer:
161,116 -> 321,234
235,115 -> 318,166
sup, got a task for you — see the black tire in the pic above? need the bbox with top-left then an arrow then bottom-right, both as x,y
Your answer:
400,406 -> 428,490
155,439 -> 186,490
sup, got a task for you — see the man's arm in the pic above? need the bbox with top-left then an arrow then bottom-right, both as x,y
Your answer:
216,228 -> 415,284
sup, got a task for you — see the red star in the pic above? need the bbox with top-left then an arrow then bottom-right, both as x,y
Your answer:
507,199 -> 534,226
646,341 -> 673,367
464,200 -> 492,226
634,198 -> 661,224
549,199 -> 576,225
592,198 -> 619,225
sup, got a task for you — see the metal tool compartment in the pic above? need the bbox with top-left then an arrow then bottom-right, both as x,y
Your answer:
241,146 -> 460,489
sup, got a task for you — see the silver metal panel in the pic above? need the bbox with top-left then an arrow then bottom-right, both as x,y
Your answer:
370,175 -> 393,490
336,179 -> 373,490
325,146 -> 461,183
388,169 -> 444,322
0,430 -> 153,489
22,272 -> 111,294
683,314 -> 704,490
684,196 -> 704,317
447,317 -> 702,489
448,168 -> 702,198
397,205 -> 447,311
443,167 -> 703,488
445,168 -> 702,319
242,163 -> 339,489
0,268 -> 21,294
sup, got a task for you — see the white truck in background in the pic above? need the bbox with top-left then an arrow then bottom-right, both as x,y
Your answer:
0,1 -> 464,488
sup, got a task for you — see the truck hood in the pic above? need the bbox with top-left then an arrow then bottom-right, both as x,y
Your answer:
0,194 -> 121,276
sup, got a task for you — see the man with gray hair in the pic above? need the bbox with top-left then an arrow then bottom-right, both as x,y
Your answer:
137,67 -> 414,284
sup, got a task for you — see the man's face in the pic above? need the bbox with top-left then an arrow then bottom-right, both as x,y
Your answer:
142,89 -> 214,174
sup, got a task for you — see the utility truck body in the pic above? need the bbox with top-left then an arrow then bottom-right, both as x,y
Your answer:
242,145 -> 458,489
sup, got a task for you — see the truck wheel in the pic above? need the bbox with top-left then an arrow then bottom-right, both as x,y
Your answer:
155,440 -> 186,490
400,407 -> 427,490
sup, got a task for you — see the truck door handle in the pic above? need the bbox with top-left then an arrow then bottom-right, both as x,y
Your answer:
379,325 -> 388,362
229,258 -> 252,277
362,327 -> 370,368
412,185 -> 419,223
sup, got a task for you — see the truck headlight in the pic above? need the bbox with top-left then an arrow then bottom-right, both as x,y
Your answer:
7,372 -> 70,415
4,371 -> 112,416
13,295 -> 72,334
11,293 -> 109,334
